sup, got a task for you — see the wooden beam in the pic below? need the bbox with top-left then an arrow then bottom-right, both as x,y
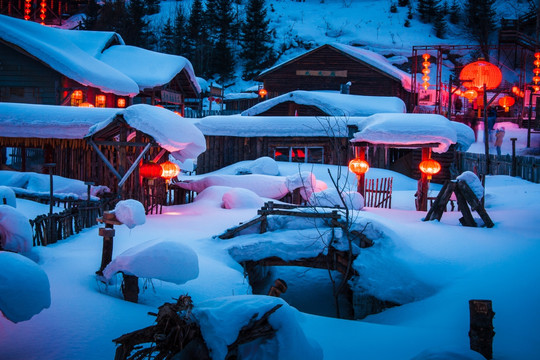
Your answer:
118,143 -> 152,188
88,138 -> 122,180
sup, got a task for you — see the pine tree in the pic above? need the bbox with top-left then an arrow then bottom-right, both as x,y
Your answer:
210,0 -> 236,81
417,0 -> 429,23
186,0 -> 209,75
161,18 -> 175,54
240,0 -> 275,80
433,7 -> 447,38
173,6 -> 188,56
465,0 -> 497,59
425,0 -> 439,23
93,0 -> 126,33
144,0 -> 160,15
449,0 -> 460,24
124,0 -> 149,47
81,0 -> 100,30
398,0 -> 409,6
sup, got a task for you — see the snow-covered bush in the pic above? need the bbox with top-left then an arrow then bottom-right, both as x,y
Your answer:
308,188 -> 364,210
192,295 -> 322,360
113,199 -> 146,229
0,251 -> 50,323
0,186 -> 16,207
457,171 -> 484,200
0,205 -> 32,253
103,240 -> 199,285
235,157 -> 279,176
222,188 -> 265,209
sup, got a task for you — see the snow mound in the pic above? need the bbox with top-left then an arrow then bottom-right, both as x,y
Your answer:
192,295 -> 322,360
0,186 -> 16,207
235,156 -> 279,176
457,171 -> 484,200
0,205 -> 32,253
410,347 -> 485,360
308,188 -> 364,210
113,199 -> 146,229
222,188 -> 265,209
103,240 -> 199,285
0,251 -> 50,323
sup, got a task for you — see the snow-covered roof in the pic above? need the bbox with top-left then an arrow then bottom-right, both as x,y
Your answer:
88,104 -> 207,161
258,43 -> 412,91
225,92 -> 259,101
0,102 -> 119,139
0,103 -> 206,161
351,113 -> 474,153
99,45 -> 201,93
241,91 -> 406,117
195,115 -> 367,138
0,15 -> 139,96
0,15 -> 200,96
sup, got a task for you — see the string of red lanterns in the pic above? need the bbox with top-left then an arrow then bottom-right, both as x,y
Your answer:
24,0 -> 31,20
533,52 -> 540,93
421,53 -> 431,90
39,0 -> 47,24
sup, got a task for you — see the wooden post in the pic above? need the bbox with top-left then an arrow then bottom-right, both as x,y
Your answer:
122,274 -> 139,303
96,211 -> 122,275
355,146 -> 367,198
510,137 -> 517,177
416,148 -> 430,211
469,300 -> 495,359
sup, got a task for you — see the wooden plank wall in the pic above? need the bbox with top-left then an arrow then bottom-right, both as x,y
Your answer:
197,136 -> 351,174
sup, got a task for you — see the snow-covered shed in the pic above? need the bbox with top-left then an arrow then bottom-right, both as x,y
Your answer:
254,43 -> 413,109
241,91 -> 406,117
0,15 -> 200,111
0,103 -> 205,205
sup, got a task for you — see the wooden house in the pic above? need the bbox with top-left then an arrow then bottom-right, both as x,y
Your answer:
0,103 -> 206,208
254,43 -> 412,109
0,15 -> 200,112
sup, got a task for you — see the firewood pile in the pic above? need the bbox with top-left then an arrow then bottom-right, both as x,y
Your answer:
113,295 -> 282,360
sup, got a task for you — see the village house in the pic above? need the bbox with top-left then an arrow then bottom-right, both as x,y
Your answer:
253,43 -> 413,110
0,14 -> 200,113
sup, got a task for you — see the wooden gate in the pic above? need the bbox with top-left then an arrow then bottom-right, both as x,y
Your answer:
364,177 -> 393,208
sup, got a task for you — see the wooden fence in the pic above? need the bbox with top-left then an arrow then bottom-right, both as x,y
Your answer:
456,152 -> 540,184
25,196 -> 116,247
364,177 -> 393,208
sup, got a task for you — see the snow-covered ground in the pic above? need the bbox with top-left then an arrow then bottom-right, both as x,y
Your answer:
1,124 -> 539,358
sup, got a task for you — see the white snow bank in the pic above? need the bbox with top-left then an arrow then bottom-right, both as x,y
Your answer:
352,113 -> 465,153
192,295 -> 322,360
103,240 -> 199,285
222,188 -> 265,209
457,171 -> 484,200
113,200 -> 146,229
0,186 -> 16,207
0,251 -> 50,323
410,347 -> 485,360
308,188 -> 364,210
241,90 -> 406,117
0,205 -> 33,253
235,156 -> 280,176
0,170 -> 110,200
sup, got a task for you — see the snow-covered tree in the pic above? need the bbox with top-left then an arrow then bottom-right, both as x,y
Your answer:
160,18 -> 175,54
124,0 -> 150,47
433,7 -> 447,38
449,0 -> 460,25
209,0 -> 236,81
464,0 -> 497,60
186,0 -> 209,75
173,6 -> 188,56
240,0 -> 275,80
144,0 -> 160,15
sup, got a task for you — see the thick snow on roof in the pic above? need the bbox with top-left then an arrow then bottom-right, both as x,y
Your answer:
0,15 -> 139,96
0,102 -> 118,139
331,43 -> 412,90
89,104 -> 206,161
57,28 -> 123,57
225,92 -> 259,100
352,113 -> 474,153
195,115 -> 367,137
99,45 -> 201,93
0,103 -> 206,161
241,91 -> 406,117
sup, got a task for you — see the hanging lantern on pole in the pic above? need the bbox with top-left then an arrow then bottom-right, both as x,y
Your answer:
419,159 -> 441,180
498,96 -> 515,112
140,162 -> 162,180
348,158 -> 369,175
421,53 -> 431,90
459,60 -> 502,91
533,52 -> 540,91
160,161 -> 180,183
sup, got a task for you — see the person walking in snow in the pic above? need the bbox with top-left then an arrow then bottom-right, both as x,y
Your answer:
495,127 -> 505,156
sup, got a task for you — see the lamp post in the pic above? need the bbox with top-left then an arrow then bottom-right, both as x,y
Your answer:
348,147 -> 369,198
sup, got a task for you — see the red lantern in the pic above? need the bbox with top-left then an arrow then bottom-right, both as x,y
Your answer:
160,161 -> 180,182
348,158 -> 369,175
498,96 -> 515,112
459,60 -> 502,91
258,88 -> 268,98
139,162 -> 162,179
419,159 -> 441,180
463,89 -> 478,100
